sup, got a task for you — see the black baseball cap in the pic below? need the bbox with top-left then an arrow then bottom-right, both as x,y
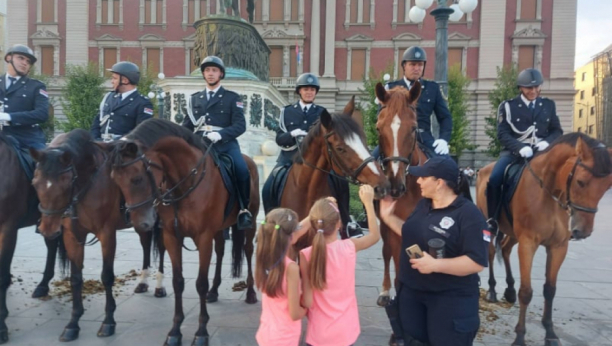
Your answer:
408,156 -> 459,182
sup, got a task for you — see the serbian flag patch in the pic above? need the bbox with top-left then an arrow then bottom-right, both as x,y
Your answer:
236,102 -> 244,108
483,230 -> 491,242
144,107 -> 154,115
39,89 -> 48,98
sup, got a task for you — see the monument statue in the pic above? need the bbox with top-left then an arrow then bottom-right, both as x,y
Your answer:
218,0 -> 256,24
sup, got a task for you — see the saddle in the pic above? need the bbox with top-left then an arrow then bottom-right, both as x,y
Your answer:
501,160 -> 527,224
210,149 -> 238,220
263,164 -> 291,214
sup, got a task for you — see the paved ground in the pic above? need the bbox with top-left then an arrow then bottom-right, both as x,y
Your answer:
3,190 -> 612,346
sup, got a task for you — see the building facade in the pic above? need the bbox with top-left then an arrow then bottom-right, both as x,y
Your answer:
573,61 -> 597,137
7,0 -> 578,165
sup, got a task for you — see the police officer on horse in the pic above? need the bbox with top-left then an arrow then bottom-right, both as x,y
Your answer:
486,68 -> 563,231
183,55 -> 253,230
0,44 -> 49,150
90,62 -> 154,142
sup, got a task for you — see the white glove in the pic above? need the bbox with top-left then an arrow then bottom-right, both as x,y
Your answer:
534,141 -> 549,151
0,112 -> 11,122
290,129 -> 308,137
206,132 -> 222,143
519,146 -> 533,158
432,139 -> 449,155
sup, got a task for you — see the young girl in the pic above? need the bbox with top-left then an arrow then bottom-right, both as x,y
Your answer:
255,208 -> 311,346
300,185 -> 379,346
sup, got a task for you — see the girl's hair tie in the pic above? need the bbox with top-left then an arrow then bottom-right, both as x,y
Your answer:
317,219 -> 323,225
261,220 -> 266,225
329,202 -> 339,213
274,224 -> 280,230
317,229 -> 324,233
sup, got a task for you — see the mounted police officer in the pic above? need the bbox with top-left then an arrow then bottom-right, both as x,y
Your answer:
0,44 -> 49,150
90,61 -> 153,142
182,55 -> 253,230
373,46 -> 453,158
486,68 -> 563,231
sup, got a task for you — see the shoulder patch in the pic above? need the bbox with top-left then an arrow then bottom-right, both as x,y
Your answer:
39,89 -> 48,98
144,107 -> 154,115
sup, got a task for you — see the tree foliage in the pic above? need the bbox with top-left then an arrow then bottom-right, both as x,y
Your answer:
357,63 -> 395,148
447,66 -> 476,158
485,64 -> 518,158
58,63 -> 106,132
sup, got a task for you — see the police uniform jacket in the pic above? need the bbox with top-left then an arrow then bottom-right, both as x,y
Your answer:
400,196 -> 489,294
385,78 -> 452,146
275,102 -> 324,164
497,95 -> 563,156
182,86 -> 246,152
90,90 -> 153,140
0,75 -> 49,147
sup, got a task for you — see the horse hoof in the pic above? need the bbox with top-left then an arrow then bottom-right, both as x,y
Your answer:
31,285 -> 50,298
155,287 -> 167,298
0,329 -> 8,344
164,334 -> 182,346
134,283 -> 149,294
545,338 -> 562,346
377,295 -> 390,307
245,292 -> 258,304
206,292 -> 218,303
191,335 -> 209,346
59,328 -> 80,342
504,288 -> 517,304
97,323 -> 116,337
485,290 -> 498,303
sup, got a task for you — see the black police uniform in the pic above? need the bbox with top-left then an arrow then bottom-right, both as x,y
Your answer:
182,86 -> 250,208
0,74 -> 49,150
398,196 -> 489,346
275,101 -> 324,164
90,90 -> 153,141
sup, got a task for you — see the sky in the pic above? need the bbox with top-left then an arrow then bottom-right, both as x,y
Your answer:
574,0 -> 612,70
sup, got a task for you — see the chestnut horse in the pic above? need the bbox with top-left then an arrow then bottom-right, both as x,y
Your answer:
30,129 -> 167,341
476,133 -> 612,346
279,97 -> 390,251
109,119 -> 259,346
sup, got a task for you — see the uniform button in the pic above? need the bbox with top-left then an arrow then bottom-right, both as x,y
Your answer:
108,126 -> 112,129
517,118 -> 520,121
206,113 -> 209,115
304,121 -> 307,123
195,111 -> 198,114
111,112 -> 114,115
3,98 -> 7,101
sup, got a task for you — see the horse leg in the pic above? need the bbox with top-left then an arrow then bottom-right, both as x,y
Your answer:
206,230 -> 224,303
154,228 -> 167,298
164,233 -> 185,346
96,231 -> 117,337
60,232 -> 85,342
541,243 -> 568,346
503,237 -> 518,304
32,236 -> 59,298
244,223 -> 257,304
512,238 -> 538,346
0,226 -> 18,344
193,234 -> 214,346
134,230 -> 152,294
377,226 -> 392,306
485,240 -> 498,302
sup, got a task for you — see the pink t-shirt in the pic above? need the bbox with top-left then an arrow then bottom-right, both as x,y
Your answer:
256,257 -> 302,346
301,239 -> 359,346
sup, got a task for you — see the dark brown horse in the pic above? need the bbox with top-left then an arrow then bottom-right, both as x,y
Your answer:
476,133 -> 612,346
108,119 -> 259,346
279,97 -> 389,251
30,129 -> 167,342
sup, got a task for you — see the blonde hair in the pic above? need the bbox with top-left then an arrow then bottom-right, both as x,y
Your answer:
255,208 -> 299,298
308,198 -> 341,290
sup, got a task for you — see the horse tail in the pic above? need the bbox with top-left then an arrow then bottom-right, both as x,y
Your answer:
57,229 -> 69,277
457,171 -> 473,202
494,229 -> 505,264
231,225 -> 245,278
152,216 -> 161,262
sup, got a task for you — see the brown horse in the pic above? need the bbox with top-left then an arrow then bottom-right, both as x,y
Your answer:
30,129 -> 167,342
476,133 -> 612,346
280,97 -> 390,251
108,119 -> 259,346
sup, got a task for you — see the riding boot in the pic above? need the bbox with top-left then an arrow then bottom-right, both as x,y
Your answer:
486,182 -> 502,234
236,177 -> 253,231
328,171 -> 351,239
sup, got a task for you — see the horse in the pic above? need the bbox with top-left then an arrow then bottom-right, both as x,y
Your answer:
30,129 -> 167,342
373,82 -> 472,307
0,131 -> 63,345
476,133 -> 612,346
277,97 -> 390,251
108,118 -> 260,346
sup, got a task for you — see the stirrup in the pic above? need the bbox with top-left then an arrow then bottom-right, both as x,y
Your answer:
347,221 -> 364,238
486,218 -> 499,233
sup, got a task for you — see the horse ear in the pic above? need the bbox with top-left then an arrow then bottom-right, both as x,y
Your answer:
575,136 -> 593,161
408,80 -> 422,103
375,82 -> 389,105
320,109 -> 332,130
29,148 -> 43,162
121,141 -> 139,158
343,95 -> 356,117
59,150 -> 72,165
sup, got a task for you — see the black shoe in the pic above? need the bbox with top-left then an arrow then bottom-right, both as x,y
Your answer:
347,221 -> 364,238
389,333 -> 405,346
223,228 -> 231,240
237,209 -> 253,230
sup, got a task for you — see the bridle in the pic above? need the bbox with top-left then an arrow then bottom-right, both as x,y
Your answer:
378,105 -> 421,175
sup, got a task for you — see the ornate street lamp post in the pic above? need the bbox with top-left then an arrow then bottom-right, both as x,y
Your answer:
147,72 -> 167,120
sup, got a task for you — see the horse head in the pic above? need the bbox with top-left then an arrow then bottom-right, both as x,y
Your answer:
375,81 -> 421,198
300,96 -> 389,199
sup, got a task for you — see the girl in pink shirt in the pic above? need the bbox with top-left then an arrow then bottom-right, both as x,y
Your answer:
300,185 -> 380,346
255,208 -> 311,346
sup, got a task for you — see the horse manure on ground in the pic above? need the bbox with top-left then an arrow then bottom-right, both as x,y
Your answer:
50,269 -> 141,299
477,288 -> 514,341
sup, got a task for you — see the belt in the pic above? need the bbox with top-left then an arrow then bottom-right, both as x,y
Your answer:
196,125 -> 224,133
101,133 -> 122,142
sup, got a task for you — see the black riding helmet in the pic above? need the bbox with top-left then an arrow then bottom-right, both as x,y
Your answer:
517,68 -> 543,88
295,73 -> 320,94
200,56 -> 225,79
108,61 -> 140,85
5,44 -> 37,76
401,46 -> 427,74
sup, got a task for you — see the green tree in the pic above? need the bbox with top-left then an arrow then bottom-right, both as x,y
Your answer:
447,65 -> 476,159
485,64 -> 518,158
357,63 -> 395,147
28,70 -> 56,141
137,67 -> 160,116
58,63 -> 106,132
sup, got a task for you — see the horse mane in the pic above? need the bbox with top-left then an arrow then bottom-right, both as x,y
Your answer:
126,118 -> 208,152
384,86 -> 417,121
547,132 -> 611,177
294,113 -> 366,164
38,129 -> 98,179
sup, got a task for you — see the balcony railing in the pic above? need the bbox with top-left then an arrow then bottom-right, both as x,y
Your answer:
269,77 -> 297,87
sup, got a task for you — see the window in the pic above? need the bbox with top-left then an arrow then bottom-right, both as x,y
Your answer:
363,0 -> 371,23
291,0 -> 299,21
290,46 -> 298,77
349,0 -> 371,23
187,0 -> 208,24
269,47 -> 283,78
41,0 -> 55,23
270,0 -> 284,21
592,87 -> 596,96
41,46 -> 54,76
351,49 -> 366,81
145,0 -> 163,24
397,0 -> 414,23
577,127 -> 582,133
448,48 -> 463,70
520,0 -> 537,20
590,106 -> 595,115
582,72 -> 587,81
578,109 -> 583,118
101,0 -> 121,24
517,46 -> 535,72
103,48 -> 118,76
588,125 -> 594,134
580,90 -> 584,100
146,48 -> 161,75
